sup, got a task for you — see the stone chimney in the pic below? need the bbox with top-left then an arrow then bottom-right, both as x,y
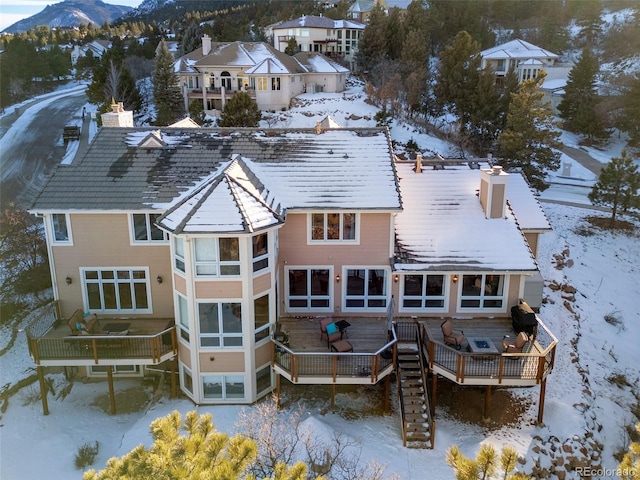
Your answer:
479,165 -> 509,219
202,34 -> 212,55
100,101 -> 133,127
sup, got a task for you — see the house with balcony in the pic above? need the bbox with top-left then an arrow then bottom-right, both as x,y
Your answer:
175,35 -> 349,115
27,105 -> 556,447
70,39 -> 111,66
271,15 -> 365,70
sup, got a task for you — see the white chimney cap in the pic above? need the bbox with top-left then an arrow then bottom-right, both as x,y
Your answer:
492,165 -> 503,175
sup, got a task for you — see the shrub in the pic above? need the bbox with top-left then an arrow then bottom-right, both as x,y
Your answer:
75,441 -> 99,469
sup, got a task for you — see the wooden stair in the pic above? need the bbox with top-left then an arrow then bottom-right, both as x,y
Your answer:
396,337 -> 434,449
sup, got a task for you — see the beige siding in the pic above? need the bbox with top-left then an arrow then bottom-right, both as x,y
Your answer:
491,184 -> 506,218
195,281 -> 243,299
524,232 -> 539,259
174,274 -> 187,295
252,272 -> 271,294
254,343 -> 272,368
507,274 -> 522,305
53,213 -> 173,318
198,352 -> 245,372
179,345 -> 191,368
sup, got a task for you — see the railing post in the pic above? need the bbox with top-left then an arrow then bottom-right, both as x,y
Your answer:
37,366 -> 49,415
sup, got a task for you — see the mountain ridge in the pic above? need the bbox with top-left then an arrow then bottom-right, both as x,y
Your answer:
2,0 -> 133,34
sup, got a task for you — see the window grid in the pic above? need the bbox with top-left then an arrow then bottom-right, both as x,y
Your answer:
51,213 -> 70,243
254,294 -> 270,342
83,268 -> 150,313
198,302 -> 243,348
252,233 -> 269,273
194,238 -> 240,277
460,274 -> 505,309
310,213 -> 356,242
202,375 -> 245,400
132,213 -> 168,243
401,274 -> 446,310
344,268 -> 387,310
287,268 -> 331,311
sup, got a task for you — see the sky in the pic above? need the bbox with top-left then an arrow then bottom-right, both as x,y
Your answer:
0,79 -> 638,479
0,0 -> 143,31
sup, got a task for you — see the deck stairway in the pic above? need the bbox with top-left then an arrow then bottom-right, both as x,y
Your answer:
395,321 -> 434,449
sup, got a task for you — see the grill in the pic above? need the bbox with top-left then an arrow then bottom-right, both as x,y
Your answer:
511,300 -> 537,338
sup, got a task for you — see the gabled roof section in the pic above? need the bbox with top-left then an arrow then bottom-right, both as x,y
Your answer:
169,117 -> 201,128
275,15 -> 365,30
506,174 -> 552,232
30,127 -> 401,213
393,162 -> 538,272
157,157 -> 284,234
481,39 -> 559,61
294,52 -> 349,74
177,41 -> 306,75
245,57 -> 291,75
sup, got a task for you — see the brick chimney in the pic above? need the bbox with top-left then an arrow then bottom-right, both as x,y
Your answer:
202,34 -> 212,55
479,165 -> 509,219
100,101 -> 133,127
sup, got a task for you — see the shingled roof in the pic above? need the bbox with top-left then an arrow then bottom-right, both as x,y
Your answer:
30,127 -> 402,215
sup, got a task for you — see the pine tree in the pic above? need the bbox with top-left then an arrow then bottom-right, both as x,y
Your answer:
618,73 -> 640,147
619,423 -> 640,480
557,48 -> 609,144
497,71 -> 562,191
218,92 -> 261,127
284,37 -> 298,56
83,410 -> 307,480
433,31 -> 481,131
356,5 -> 388,72
446,443 -> 532,480
467,66 -> 504,156
153,39 -> 185,126
588,151 -> 640,227
87,53 -> 142,116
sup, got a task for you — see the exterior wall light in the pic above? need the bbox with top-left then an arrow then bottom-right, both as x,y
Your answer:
452,274 -> 459,283
157,275 -> 163,284
66,276 -> 72,285
394,274 -> 399,283
335,274 -> 340,283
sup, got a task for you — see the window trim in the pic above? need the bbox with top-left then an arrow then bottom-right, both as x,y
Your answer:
342,267 -> 389,312
285,266 -> 333,312
201,374 -> 245,400
130,213 -> 169,244
181,364 -> 194,396
399,274 -> 447,312
307,212 -> 359,244
458,274 -> 507,312
81,267 -> 151,314
252,232 -> 269,274
173,237 -> 186,274
197,301 -> 243,349
193,237 -> 241,278
176,293 -> 190,344
50,213 -> 72,244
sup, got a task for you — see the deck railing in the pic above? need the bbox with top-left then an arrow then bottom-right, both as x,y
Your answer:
272,325 -> 397,384
420,316 -> 557,385
25,303 -> 178,365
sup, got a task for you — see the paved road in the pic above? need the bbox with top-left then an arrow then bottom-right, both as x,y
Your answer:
0,86 -> 87,208
562,145 -> 604,176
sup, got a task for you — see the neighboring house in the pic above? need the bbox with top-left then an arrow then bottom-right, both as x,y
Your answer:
70,39 -> 111,65
347,0 -> 411,22
27,107 -> 556,435
175,35 -> 348,114
271,15 -> 365,70
480,39 -> 573,114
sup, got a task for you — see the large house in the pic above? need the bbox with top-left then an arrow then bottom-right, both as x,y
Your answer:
175,35 -> 349,115
70,39 -> 111,65
27,106 -> 556,446
271,15 -> 365,70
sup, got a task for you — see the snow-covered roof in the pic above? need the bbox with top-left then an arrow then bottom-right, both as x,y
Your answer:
506,174 -> 552,232
293,52 -> 349,74
481,39 -> 559,61
275,15 -> 365,30
393,162 -> 538,272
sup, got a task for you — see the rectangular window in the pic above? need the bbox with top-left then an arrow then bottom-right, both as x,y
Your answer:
256,365 -> 272,396
51,213 -> 70,243
254,294 -> 270,342
83,268 -> 150,313
252,233 -> 269,272
345,268 -> 387,310
194,238 -> 240,277
132,213 -> 168,243
177,293 -> 189,342
90,365 -> 140,375
346,30 -> 351,39
174,237 -> 185,273
460,274 -> 505,309
401,274 -> 445,310
337,30 -> 342,39
310,213 -> 357,242
202,375 -> 245,400
257,77 -> 268,91
182,365 -> 193,394
271,77 -> 281,91
198,302 -> 243,348
287,268 -> 330,310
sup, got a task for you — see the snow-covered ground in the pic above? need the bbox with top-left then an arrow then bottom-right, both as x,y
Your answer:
0,80 -> 638,480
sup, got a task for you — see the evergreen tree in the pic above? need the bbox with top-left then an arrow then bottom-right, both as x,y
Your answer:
619,423 -> 640,480
433,31 -> 481,132
284,37 -> 298,56
83,410 -> 307,480
618,73 -> 640,147
356,5 -> 387,72
87,52 -> 142,116
497,72 -> 562,191
218,92 -> 261,127
557,48 -> 609,144
385,7 -> 405,61
467,66 -> 504,156
447,443 -> 531,480
588,151 -> 640,227
153,39 -> 185,126
189,100 -> 209,126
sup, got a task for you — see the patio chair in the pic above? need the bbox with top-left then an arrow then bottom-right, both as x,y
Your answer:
320,318 -> 341,348
66,310 -> 98,335
502,331 -> 529,353
441,319 -> 464,350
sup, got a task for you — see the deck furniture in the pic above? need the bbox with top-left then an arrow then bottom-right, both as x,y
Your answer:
467,337 -> 499,354
67,310 -> 98,335
320,318 -> 341,347
441,319 -> 464,350
502,331 -> 529,353
102,322 -> 130,335
330,340 -> 353,353
335,319 -> 351,338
